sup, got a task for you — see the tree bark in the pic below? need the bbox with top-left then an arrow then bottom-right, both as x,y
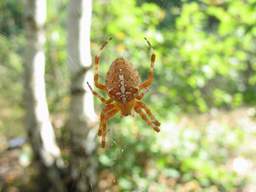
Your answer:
67,0 -> 98,191
24,0 -> 65,191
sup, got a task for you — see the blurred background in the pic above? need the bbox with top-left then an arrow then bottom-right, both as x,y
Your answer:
1,0 -> 256,191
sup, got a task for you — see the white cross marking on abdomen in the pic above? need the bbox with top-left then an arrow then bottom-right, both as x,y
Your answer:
118,74 -> 127,103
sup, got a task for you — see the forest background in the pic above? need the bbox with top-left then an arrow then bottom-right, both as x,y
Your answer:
0,0 -> 256,191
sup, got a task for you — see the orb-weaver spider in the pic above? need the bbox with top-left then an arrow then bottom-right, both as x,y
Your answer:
87,37 -> 160,147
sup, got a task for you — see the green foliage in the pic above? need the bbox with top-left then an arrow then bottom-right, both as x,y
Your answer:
160,0 -> 256,111
2,0 -> 256,114
98,118 -> 246,191
0,0 -> 23,36
0,1 -> 25,138
1,0 -> 256,191
92,0 -> 256,112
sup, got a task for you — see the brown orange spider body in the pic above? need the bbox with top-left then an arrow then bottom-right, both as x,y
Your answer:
106,58 -> 140,116
87,37 -> 160,147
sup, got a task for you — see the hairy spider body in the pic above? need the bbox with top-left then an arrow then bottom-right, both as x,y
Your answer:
88,37 -> 160,147
106,58 -> 140,116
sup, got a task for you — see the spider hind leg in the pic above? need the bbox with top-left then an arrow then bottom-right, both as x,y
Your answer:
134,101 -> 160,132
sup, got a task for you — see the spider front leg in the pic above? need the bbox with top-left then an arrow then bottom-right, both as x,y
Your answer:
94,37 -> 112,91
99,105 -> 119,147
139,38 -> 156,92
134,101 -> 160,132
87,82 -> 113,104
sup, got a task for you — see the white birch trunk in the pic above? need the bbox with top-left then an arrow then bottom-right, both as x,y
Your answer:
67,0 -> 98,191
24,0 -> 65,191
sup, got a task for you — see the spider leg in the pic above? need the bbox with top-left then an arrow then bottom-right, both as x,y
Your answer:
134,102 -> 160,132
135,101 -> 160,127
94,37 -> 112,91
136,87 -> 150,100
139,38 -> 156,91
87,82 -> 113,104
99,106 -> 119,147
101,109 -> 119,148
98,103 -> 116,136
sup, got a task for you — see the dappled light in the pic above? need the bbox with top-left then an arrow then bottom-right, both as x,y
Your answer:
1,0 -> 256,191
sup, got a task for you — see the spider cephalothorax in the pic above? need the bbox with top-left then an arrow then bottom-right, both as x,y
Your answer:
87,37 -> 160,147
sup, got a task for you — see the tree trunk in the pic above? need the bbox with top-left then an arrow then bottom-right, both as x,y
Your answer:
24,0 -> 65,191
67,0 -> 98,191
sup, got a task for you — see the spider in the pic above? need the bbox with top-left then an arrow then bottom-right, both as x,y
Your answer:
87,37 -> 160,147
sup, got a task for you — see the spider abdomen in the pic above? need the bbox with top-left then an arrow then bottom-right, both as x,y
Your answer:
106,58 -> 140,103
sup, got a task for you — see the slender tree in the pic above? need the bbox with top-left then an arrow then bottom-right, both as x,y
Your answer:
67,0 -> 98,191
24,0 -> 65,191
